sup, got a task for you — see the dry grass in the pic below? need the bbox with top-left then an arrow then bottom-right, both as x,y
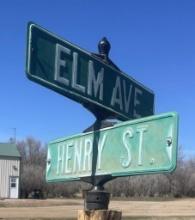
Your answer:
0,198 -> 81,208
124,218 -> 195,220
0,198 -> 195,219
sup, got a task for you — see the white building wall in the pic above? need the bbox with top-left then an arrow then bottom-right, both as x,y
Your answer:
0,157 -> 20,198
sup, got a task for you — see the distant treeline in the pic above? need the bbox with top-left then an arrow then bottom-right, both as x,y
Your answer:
16,137 -> 195,198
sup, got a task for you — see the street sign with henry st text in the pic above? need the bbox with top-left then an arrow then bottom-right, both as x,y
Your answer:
26,22 -> 154,120
46,112 -> 178,183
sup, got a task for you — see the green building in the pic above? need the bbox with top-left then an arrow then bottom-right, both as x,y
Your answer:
0,143 -> 21,198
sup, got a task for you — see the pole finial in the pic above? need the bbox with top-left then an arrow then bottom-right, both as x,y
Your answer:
98,37 -> 111,58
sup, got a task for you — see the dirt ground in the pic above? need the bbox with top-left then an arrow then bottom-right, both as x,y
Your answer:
0,198 -> 195,219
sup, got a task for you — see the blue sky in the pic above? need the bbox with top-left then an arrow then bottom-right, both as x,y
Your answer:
0,0 -> 194,157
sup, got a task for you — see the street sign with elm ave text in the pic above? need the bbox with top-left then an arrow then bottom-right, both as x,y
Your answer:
46,112 -> 178,183
26,22 -> 154,120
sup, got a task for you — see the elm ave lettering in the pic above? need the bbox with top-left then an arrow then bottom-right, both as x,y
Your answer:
54,44 -> 143,118
27,23 -> 154,121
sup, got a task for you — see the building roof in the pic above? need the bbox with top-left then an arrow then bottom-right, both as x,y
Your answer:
0,143 -> 21,158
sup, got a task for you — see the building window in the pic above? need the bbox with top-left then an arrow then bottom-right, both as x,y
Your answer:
10,177 -> 16,188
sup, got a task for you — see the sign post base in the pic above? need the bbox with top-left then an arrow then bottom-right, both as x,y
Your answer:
84,186 -> 110,211
78,210 -> 122,220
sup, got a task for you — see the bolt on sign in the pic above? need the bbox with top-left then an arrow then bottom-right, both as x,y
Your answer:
26,22 -> 154,120
46,112 -> 178,182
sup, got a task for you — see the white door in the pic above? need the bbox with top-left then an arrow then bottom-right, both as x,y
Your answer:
9,176 -> 19,198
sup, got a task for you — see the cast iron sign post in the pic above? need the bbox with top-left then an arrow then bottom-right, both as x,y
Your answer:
26,22 -> 178,211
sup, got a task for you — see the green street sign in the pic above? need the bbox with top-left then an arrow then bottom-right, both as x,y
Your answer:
46,112 -> 178,183
26,22 -> 154,120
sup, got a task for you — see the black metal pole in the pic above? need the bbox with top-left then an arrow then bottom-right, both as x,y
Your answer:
82,38 -> 119,211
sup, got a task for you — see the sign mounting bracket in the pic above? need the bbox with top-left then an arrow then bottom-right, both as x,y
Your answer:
83,37 -> 121,121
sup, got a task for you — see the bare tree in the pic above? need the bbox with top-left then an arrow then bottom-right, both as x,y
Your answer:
17,137 -> 46,198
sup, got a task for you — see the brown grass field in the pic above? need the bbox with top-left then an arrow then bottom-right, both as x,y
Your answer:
0,198 -> 195,220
